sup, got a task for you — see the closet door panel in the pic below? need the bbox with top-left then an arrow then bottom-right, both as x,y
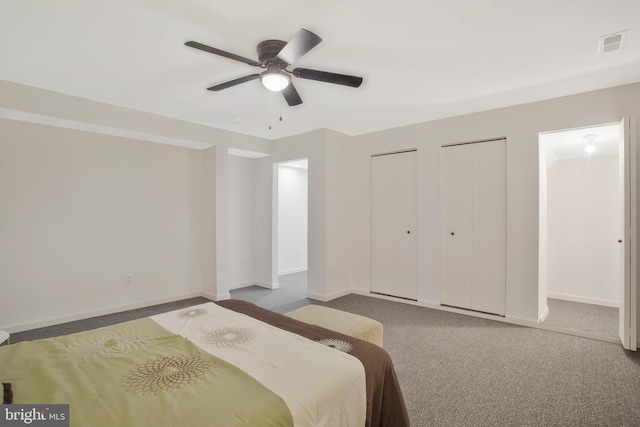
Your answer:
471,140 -> 507,315
441,145 -> 473,309
371,155 -> 395,295
394,151 -> 418,299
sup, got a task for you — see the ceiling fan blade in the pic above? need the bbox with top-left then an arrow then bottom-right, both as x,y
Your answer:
276,29 -> 322,65
207,74 -> 260,91
293,68 -> 363,88
282,83 -> 303,106
185,41 -> 260,67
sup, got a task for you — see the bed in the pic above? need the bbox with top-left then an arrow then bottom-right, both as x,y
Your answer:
0,300 -> 409,427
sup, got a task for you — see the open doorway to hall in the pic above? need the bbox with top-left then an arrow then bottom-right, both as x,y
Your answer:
539,123 -> 621,338
275,158 -> 309,301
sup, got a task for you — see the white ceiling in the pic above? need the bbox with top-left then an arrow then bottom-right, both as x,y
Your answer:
541,123 -> 621,162
1,0 -> 639,141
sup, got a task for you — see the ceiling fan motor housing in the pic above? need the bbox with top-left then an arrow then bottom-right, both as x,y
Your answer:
257,40 -> 288,66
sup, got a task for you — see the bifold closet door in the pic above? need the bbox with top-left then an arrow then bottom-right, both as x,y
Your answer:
441,140 -> 506,315
371,151 -> 417,300
441,145 -> 473,309
393,151 -> 418,298
471,140 -> 506,315
371,154 -> 395,295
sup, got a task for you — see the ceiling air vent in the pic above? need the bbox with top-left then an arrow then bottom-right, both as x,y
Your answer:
598,30 -> 628,54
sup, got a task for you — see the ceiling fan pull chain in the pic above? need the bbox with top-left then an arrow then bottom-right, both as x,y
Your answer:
268,91 -> 272,130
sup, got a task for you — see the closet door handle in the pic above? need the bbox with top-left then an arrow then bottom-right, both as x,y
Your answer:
451,232 -> 455,236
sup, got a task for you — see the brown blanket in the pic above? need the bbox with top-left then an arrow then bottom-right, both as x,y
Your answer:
216,300 -> 410,427
2,382 -> 12,404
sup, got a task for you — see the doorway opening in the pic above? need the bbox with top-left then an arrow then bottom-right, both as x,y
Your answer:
274,158 -> 309,303
539,123 -> 621,338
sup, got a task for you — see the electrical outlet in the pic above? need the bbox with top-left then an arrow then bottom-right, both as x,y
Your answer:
125,274 -> 132,285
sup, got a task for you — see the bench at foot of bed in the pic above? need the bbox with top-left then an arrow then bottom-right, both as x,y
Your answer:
285,305 -> 383,347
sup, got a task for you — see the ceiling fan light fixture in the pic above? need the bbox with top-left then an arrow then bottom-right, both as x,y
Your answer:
260,70 -> 290,92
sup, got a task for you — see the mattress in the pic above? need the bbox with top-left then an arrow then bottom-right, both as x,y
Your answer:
0,300 -> 409,427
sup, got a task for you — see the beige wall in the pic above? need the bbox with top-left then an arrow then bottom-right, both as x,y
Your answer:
347,83 -> 640,324
0,119 -> 202,330
1,78 -> 638,343
229,154 -> 258,287
0,81 -> 269,332
546,155 -> 620,305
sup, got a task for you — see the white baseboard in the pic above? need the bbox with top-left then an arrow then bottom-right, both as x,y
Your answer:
352,290 -> 621,346
3,292 -> 203,334
5,287 -> 624,348
306,289 -> 351,302
547,292 -> 619,308
539,306 -> 550,323
278,267 -> 308,276
255,281 -> 279,290
228,281 -> 255,290
201,291 -> 231,301
353,289 -> 543,327
227,281 -> 279,291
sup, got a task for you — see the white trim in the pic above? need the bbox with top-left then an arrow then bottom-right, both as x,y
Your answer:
0,330 -> 9,345
228,281 -> 282,291
228,147 -> 271,159
2,292 -> 203,333
535,324 -> 620,344
539,306 -> 550,323
255,281 -> 279,290
441,136 -> 506,148
354,290 -> 621,344
547,292 -> 619,308
3,288 -> 624,347
278,267 -> 308,276
306,289 -> 352,302
228,281 -> 257,290
627,115 -> 638,350
355,290 -> 542,327
0,107 -> 213,150
201,291 -> 231,301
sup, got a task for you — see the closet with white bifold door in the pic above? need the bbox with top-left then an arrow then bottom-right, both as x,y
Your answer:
371,150 -> 418,300
440,138 -> 506,316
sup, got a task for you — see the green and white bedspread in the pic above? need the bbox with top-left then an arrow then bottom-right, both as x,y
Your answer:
0,302 -> 367,427
152,302 -> 366,426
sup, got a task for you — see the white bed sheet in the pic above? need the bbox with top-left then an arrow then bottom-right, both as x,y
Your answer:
152,302 -> 367,427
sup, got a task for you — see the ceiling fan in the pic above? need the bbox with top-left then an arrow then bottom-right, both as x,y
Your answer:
185,29 -> 363,106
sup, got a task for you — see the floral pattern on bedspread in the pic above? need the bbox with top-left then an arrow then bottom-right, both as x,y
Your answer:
123,353 -> 214,395
63,326 -> 152,363
317,338 -> 353,353
177,307 -> 208,319
152,302 -> 367,427
216,299 -> 411,427
203,327 -> 255,348
0,316 -> 295,427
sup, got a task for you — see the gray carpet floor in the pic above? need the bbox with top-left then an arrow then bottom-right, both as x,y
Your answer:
230,272 -> 311,314
543,298 -> 619,338
234,274 -> 640,426
8,273 -> 640,426
321,294 -> 640,427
